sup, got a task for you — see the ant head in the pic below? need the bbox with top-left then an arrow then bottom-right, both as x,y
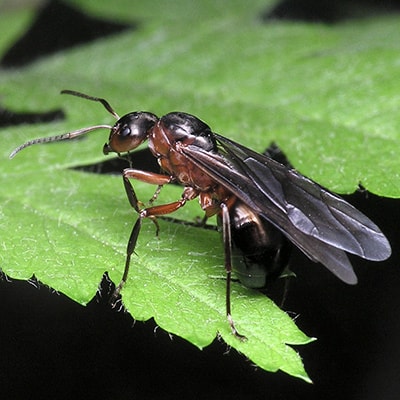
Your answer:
103,112 -> 158,155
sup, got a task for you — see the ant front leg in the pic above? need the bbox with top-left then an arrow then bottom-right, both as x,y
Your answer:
122,169 -> 173,214
111,168 -> 189,302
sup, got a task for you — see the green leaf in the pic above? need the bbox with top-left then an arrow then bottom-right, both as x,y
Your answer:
1,0 -> 398,383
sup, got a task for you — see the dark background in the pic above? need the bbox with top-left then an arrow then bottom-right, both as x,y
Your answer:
1,1 -> 400,399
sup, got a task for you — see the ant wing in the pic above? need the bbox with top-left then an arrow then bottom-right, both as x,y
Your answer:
181,134 -> 391,283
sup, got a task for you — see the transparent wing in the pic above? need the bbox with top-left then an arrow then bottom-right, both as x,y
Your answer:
181,134 -> 391,283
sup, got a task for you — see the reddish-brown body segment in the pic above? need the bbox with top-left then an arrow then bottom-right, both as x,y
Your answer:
139,117 -> 237,219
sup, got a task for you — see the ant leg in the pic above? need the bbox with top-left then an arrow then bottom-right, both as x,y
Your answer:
112,198 -> 188,301
220,203 -> 247,341
111,216 -> 142,303
122,169 -> 172,211
149,184 -> 164,205
112,168 -> 190,303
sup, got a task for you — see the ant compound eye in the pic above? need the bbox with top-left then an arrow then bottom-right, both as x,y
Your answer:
120,124 -> 131,137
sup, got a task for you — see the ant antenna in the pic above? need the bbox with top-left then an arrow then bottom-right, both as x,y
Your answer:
9,125 -> 112,159
9,90 -> 120,159
61,90 -> 120,120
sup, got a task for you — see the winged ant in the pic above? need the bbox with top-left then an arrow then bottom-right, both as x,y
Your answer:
10,90 -> 392,339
